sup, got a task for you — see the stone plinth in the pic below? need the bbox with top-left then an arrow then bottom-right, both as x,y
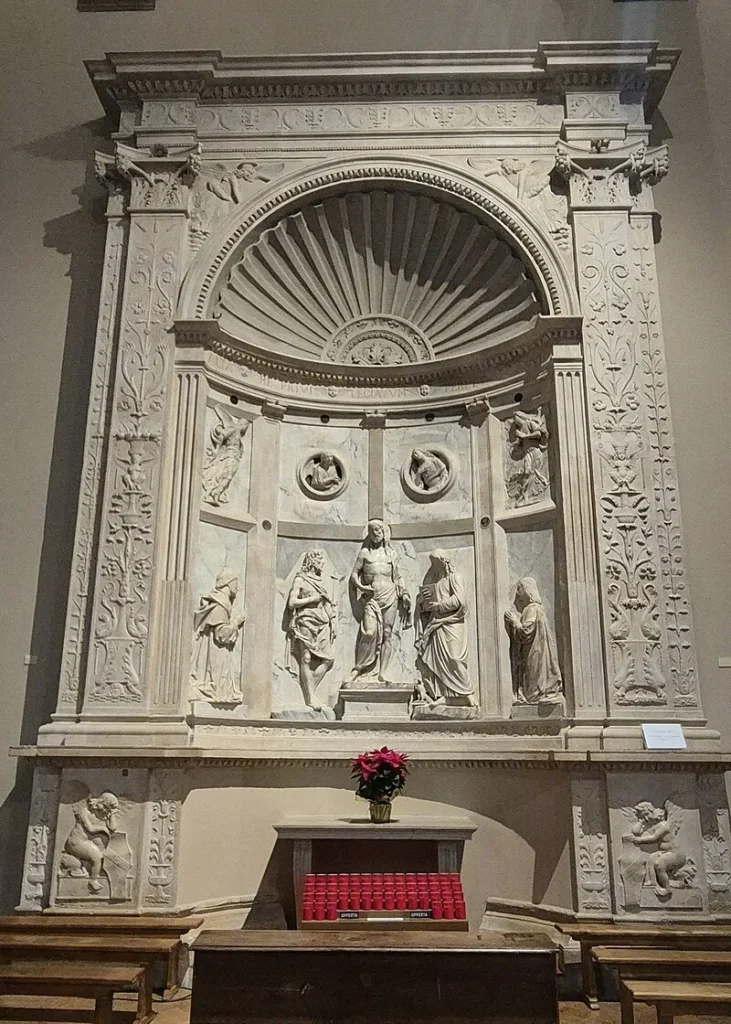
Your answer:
338,687 -> 413,721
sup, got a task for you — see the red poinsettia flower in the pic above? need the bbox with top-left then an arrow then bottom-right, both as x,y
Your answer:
350,746 -> 410,801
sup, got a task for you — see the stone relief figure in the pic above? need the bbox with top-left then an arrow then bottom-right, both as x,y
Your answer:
307,453 -> 342,493
298,452 -> 347,500
191,568 -> 246,703
504,577 -> 563,704
410,448 -> 449,493
505,409 -> 549,506
201,408 -> 249,507
620,801 -> 698,907
284,549 -> 337,711
347,520 -> 411,686
414,550 -> 476,710
59,786 -> 133,900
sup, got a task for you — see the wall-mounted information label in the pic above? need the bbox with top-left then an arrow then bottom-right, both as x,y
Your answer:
641,723 -> 687,750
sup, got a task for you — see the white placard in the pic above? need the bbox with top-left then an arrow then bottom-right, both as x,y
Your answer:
642,723 -> 687,750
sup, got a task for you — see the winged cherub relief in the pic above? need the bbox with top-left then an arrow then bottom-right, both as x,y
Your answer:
205,161 -> 285,205
201,408 -> 249,507
620,800 -> 697,906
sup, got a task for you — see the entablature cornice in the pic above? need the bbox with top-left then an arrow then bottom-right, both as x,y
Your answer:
86,42 -> 678,126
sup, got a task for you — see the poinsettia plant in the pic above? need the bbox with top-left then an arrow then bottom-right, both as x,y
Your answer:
351,746 -> 409,804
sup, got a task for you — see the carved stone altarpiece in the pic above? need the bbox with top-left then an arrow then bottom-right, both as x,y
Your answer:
12,44 -> 730,919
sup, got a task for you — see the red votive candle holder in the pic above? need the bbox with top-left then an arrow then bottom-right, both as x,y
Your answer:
372,894 -> 383,910
396,893 -> 406,909
326,905 -> 337,920
419,895 -> 430,910
443,903 -> 454,919
432,901 -> 443,919
338,895 -> 348,910
314,905 -> 325,921
361,893 -> 372,910
350,894 -> 361,910
407,893 -> 418,910
302,904 -> 313,921
455,902 -> 467,920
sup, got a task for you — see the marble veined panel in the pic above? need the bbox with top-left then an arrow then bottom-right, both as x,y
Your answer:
383,421 -> 473,524
200,403 -> 253,519
278,422 -> 368,526
271,534 -> 478,713
506,527 -> 556,631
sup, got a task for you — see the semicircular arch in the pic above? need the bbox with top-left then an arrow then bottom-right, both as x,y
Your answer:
176,155 -> 579,329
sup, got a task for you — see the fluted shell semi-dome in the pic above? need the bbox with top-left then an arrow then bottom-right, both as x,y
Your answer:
215,189 -> 541,366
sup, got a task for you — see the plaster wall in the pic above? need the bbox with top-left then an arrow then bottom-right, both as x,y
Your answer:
1,0 -> 729,911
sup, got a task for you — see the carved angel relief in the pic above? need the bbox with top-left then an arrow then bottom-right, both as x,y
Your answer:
468,156 -> 570,250
505,409 -> 550,507
205,161 -> 285,205
201,408 -> 249,507
619,800 -> 701,911
58,783 -> 134,902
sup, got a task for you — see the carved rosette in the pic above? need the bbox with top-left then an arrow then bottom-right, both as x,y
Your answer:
325,315 -> 433,365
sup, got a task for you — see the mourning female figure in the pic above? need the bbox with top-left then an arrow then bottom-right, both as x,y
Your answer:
504,576 -> 562,704
414,550 -> 476,707
285,549 -> 337,710
191,568 -> 246,703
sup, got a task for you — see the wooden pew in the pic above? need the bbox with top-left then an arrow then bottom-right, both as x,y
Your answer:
0,960 -> 152,1024
0,918 -> 203,993
594,945 -> 731,981
619,978 -> 731,1024
557,923 -> 731,1008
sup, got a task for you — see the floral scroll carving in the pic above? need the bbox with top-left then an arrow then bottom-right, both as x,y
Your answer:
572,779 -> 611,913
144,771 -> 181,906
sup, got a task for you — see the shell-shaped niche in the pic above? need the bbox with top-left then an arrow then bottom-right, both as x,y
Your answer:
215,189 -> 541,364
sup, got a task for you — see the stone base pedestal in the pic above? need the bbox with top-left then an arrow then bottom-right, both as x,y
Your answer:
511,702 -> 565,721
338,687 -> 413,721
190,701 -> 250,722
411,701 -> 478,721
272,707 -> 337,722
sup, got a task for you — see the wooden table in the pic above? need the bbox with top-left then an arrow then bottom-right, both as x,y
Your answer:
191,930 -> 558,1024
0,961 -> 152,1024
620,978 -> 731,1024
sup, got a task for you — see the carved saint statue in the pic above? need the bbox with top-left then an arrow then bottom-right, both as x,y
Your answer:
414,550 -> 476,708
504,577 -> 563,704
191,568 -> 246,703
409,448 -> 449,493
506,410 -> 549,506
59,788 -> 132,899
285,549 -> 338,711
347,520 -> 411,686
307,453 -> 342,494
201,408 -> 249,506
621,801 -> 697,900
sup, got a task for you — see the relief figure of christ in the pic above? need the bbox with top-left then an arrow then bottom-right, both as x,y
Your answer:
347,519 -> 411,686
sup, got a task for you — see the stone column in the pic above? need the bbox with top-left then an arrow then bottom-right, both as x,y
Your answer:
70,145 -> 200,739
555,126 -> 704,725
550,341 -> 607,727
241,401 -> 285,718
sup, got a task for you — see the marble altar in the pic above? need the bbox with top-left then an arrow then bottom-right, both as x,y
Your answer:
11,43 -> 731,923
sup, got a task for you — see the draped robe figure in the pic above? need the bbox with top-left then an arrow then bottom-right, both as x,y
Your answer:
504,576 -> 562,704
285,549 -> 337,710
347,520 -> 411,685
415,550 -> 475,706
192,568 -> 246,703
410,448 -> 448,492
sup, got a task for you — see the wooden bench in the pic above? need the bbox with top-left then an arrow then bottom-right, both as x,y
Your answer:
594,945 -> 731,981
558,923 -> 731,1008
620,978 -> 731,1024
0,918 -> 202,993
0,960 -> 153,1024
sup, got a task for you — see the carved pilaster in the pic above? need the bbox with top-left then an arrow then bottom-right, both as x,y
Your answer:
570,775 -> 613,917
81,145 -> 198,720
241,409 -> 283,718
698,774 -> 731,916
551,344 -> 607,718
141,769 -> 184,907
150,369 -> 206,711
56,201 -> 128,715
559,135 -> 699,719
18,768 -> 61,912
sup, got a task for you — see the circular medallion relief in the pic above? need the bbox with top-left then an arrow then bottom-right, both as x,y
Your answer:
400,447 -> 456,503
324,315 -> 434,366
298,451 -> 348,500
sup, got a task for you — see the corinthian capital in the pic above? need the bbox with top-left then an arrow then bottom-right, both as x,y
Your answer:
94,142 -> 202,213
553,140 -> 669,210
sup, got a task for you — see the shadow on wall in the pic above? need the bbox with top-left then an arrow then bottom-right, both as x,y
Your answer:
0,119 -> 110,911
183,766 -> 572,922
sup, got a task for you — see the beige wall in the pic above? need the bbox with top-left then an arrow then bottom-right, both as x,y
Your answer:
1,0 -> 729,911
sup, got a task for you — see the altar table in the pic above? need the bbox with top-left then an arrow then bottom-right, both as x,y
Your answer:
190,930 -> 558,1024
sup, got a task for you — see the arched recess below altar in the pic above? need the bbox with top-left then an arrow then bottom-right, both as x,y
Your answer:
164,170 -> 601,739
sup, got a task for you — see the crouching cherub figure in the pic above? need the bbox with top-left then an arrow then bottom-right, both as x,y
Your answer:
60,788 -> 126,895
623,800 -> 697,898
